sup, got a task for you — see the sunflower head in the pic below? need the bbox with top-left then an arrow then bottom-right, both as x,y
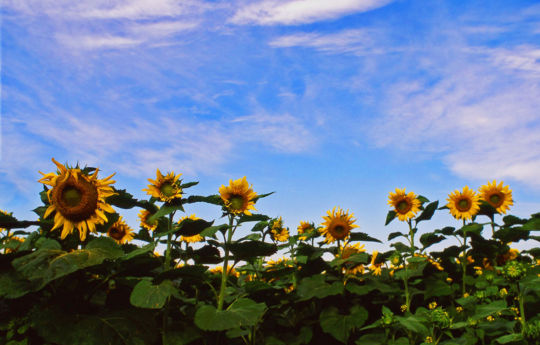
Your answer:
369,251 -> 383,276
0,210 -> 10,232
138,209 -> 158,231
479,180 -> 513,214
270,217 -> 290,242
38,158 -> 116,241
320,207 -> 358,244
4,236 -> 24,253
143,169 -> 182,203
388,188 -> 421,221
107,216 -> 134,244
447,186 -> 480,220
178,214 -> 204,243
218,177 -> 257,216
339,242 -> 366,275
297,221 -> 315,240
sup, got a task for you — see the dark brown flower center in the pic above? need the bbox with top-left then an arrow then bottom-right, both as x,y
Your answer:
108,226 -> 125,241
396,200 -> 411,214
329,222 -> 349,239
457,198 -> 471,212
52,175 -> 99,222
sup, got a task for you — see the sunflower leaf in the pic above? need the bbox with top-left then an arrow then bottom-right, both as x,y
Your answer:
184,194 -> 222,205
388,231 -> 406,241
385,211 -> 397,226
349,232 -> 381,243
148,203 -> 184,224
179,181 -> 199,189
253,191 -> 275,202
297,275 -> 344,300
229,241 -> 277,260
176,219 -> 214,237
194,298 -> 266,331
522,217 -> 540,231
420,232 -> 445,249
130,279 -> 177,309
319,305 -> 368,343
415,201 -> 439,223
238,213 -> 271,223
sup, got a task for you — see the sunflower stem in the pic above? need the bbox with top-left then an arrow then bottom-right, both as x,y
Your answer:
164,213 -> 175,270
516,282 -> 526,333
461,219 -> 468,296
217,214 -> 235,311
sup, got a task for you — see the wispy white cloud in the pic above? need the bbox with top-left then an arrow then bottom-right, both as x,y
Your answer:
230,0 -> 393,25
56,35 -> 143,50
269,29 -> 389,55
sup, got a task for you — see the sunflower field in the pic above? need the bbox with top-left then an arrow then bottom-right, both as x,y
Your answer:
1,158 -> 540,345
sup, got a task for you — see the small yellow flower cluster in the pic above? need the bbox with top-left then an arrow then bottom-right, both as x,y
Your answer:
428,301 -> 437,310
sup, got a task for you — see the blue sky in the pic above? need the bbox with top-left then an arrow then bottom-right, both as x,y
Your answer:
2,0 -> 540,252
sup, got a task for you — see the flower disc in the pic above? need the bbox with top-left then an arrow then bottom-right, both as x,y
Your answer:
479,180 -> 513,214
320,207 -> 358,243
447,186 -> 480,220
388,188 -> 421,221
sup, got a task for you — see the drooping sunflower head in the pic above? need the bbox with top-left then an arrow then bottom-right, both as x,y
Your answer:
38,158 -> 116,241
143,169 -> 183,202
270,217 -> 290,242
479,180 -> 513,214
369,250 -> 383,276
320,207 -> 358,244
138,209 -> 158,231
107,216 -> 134,244
388,188 -> 421,221
218,176 -> 257,216
297,221 -> 315,240
447,186 -> 480,220
339,242 -> 366,275
178,214 -> 204,243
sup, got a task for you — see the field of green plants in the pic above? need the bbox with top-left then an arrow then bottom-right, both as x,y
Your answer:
1,158 -> 539,345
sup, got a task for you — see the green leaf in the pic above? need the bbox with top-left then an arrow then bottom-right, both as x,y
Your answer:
13,238 -> 123,290
396,315 -> 428,336
355,333 -> 386,345
424,278 -> 452,298
420,232 -> 445,249
346,283 -> 377,296
388,231 -> 406,241
177,219 -> 214,237
416,201 -> 438,222
130,279 -> 177,309
495,333 -> 524,344
106,188 -> 157,211
473,300 -> 507,320
184,194 -> 223,205
148,202 -> 184,223
461,223 -> 483,236
251,221 -> 269,232
200,224 -> 228,237
0,270 -> 34,299
229,241 -> 277,260
163,328 -> 202,345
385,210 -> 397,226
153,265 -> 207,284
297,275 -> 344,300
194,298 -> 266,331
252,191 -> 275,202
238,213 -> 271,223
522,217 -> 540,231
502,215 -> 526,226
435,226 -> 456,236
120,243 -> 156,261
319,306 -> 368,343
349,232 -> 381,243
179,181 -> 199,189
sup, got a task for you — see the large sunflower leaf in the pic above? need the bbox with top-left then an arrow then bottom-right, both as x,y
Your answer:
229,241 -> 277,260
176,218 -> 214,237
349,232 -> 381,243
297,275 -> 344,301
319,305 -> 368,343
148,201 -> 184,223
107,188 -> 157,211
184,194 -> 223,205
194,298 -> 266,331
130,279 -> 177,309
415,201 -> 439,223
385,210 -> 397,226
13,237 -> 123,290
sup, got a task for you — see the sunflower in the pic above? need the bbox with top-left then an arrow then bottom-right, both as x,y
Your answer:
0,210 -> 9,233
270,217 -> 290,242
107,216 -> 134,244
479,180 -> 513,214
297,221 -> 315,240
388,188 -> 421,221
210,265 -> 239,277
369,251 -> 383,276
178,214 -> 204,243
138,209 -> 158,231
320,207 -> 358,244
219,177 -> 257,216
4,236 -> 24,253
38,158 -> 116,241
339,242 -> 366,275
143,169 -> 183,202
447,186 -> 480,220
